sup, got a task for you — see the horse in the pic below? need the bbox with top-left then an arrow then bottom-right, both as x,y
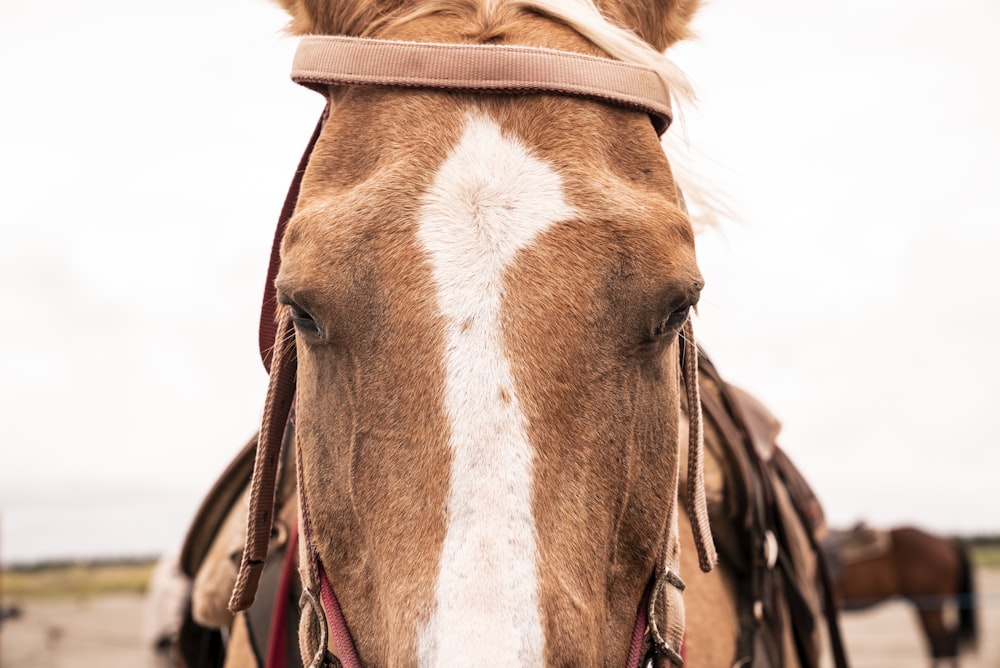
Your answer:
827,525 -> 978,667
173,1 -> 848,666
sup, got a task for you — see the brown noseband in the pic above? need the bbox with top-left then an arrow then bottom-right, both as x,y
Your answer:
234,35 -> 715,668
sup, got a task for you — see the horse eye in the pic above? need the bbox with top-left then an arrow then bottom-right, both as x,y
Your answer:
288,303 -> 310,322
652,306 -> 690,339
286,303 -> 323,337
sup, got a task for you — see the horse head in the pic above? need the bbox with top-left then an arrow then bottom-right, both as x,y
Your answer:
234,1 -> 714,664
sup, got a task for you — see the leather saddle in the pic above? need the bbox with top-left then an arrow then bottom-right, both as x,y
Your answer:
695,353 -> 845,668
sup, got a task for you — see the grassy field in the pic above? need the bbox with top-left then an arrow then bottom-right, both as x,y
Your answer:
2,559 -> 156,600
971,543 -> 1000,568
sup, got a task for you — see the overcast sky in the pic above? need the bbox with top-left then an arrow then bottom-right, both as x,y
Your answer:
1,0 -> 998,562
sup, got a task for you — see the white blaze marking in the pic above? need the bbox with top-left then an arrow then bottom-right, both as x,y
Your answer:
416,115 -> 575,666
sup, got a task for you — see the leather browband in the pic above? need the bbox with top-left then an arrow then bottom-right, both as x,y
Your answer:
291,35 -> 674,135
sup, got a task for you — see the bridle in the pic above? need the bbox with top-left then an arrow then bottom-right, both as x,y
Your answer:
231,34 -> 716,668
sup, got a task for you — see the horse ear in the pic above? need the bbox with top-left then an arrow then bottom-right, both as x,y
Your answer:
271,0 -> 409,35
599,0 -> 701,51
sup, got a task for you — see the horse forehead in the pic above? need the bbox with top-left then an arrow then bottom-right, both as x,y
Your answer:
286,108 -> 684,278
418,114 -> 575,261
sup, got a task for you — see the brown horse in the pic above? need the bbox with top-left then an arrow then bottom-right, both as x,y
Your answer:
828,525 -> 977,666
174,0 -> 846,666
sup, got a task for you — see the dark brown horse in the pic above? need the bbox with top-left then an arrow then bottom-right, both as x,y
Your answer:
827,525 -> 977,666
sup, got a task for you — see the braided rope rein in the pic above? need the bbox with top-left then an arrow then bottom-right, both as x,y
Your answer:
646,317 -> 717,665
683,317 -> 716,573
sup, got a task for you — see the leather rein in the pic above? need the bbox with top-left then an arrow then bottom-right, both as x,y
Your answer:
231,34 -> 716,668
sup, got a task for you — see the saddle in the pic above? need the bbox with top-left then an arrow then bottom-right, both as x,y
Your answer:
175,351 -> 847,668
176,427 -> 301,668
695,354 -> 846,668
822,523 -> 893,583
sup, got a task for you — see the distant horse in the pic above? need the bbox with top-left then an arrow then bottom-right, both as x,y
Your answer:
174,0 -> 847,665
828,525 -> 977,666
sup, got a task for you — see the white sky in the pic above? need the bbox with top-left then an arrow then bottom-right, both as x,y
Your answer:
1,0 -> 998,562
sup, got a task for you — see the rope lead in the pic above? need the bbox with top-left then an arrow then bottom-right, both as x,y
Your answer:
682,318 -> 717,573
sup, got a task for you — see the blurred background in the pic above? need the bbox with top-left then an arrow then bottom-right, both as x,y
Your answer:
0,0 -> 997,576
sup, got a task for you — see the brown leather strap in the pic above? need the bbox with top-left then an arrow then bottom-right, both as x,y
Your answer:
231,309 -> 298,612
292,35 -> 673,135
775,457 -> 850,668
815,547 -> 851,668
260,107 -> 329,372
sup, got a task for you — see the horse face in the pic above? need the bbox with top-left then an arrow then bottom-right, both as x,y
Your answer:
273,4 -> 702,665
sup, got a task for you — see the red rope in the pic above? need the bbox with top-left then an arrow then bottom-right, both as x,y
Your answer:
259,106 -> 329,372
317,558 -> 363,668
626,581 -> 652,668
265,522 -> 300,668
